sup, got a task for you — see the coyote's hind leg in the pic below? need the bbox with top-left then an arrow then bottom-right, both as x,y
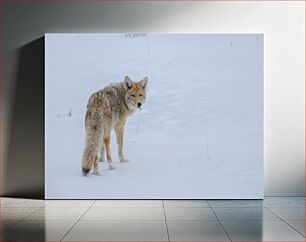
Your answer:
92,155 -> 101,175
104,136 -> 115,170
98,143 -> 105,162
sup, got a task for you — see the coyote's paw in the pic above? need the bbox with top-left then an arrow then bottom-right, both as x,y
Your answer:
108,163 -> 116,170
98,158 -> 105,163
92,170 -> 101,176
120,158 -> 129,163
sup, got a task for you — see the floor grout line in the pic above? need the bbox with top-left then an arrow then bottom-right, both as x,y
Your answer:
60,200 -> 96,241
2,198 -> 305,241
264,206 -> 305,238
207,201 -> 232,242
162,200 -> 170,242
17,206 -> 43,222
0,207 -> 43,230
291,197 -> 305,206
0,206 -> 45,234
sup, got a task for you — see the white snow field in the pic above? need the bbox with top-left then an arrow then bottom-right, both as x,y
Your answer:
45,34 -> 263,199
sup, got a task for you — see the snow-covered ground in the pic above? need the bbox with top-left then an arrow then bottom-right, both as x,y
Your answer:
45,34 -> 263,199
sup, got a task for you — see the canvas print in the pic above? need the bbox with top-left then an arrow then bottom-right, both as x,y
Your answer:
45,34 -> 263,199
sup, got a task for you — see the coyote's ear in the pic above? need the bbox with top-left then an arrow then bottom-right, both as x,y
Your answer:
124,76 -> 133,89
139,77 -> 148,89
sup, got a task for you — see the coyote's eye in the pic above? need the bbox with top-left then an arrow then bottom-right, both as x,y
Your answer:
131,95 -> 135,97
139,94 -> 142,97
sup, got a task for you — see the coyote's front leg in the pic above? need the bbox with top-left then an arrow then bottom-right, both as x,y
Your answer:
115,122 -> 129,163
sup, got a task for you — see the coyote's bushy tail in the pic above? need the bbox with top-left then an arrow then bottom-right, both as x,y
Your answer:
82,109 -> 103,176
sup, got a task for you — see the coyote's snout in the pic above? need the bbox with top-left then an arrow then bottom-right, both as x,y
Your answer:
81,76 -> 148,176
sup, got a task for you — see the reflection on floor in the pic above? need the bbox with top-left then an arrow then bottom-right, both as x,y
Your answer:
0,197 -> 304,241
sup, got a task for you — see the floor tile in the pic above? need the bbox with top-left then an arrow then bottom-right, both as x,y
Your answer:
0,198 -> 48,208
165,207 -> 217,221
292,197 -> 305,206
163,200 -> 209,208
1,197 -> 305,241
81,207 -> 165,221
208,199 -> 263,207
0,220 -> 20,240
286,220 -> 305,236
1,220 -> 75,241
25,207 -> 88,220
47,200 -> 94,208
213,207 -> 279,220
0,220 -> 20,233
93,200 -> 163,208
167,220 -> 230,241
264,197 -> 304,207
268,207 -> 305,220
63,220 -> 168,241
0,207 -> 39,220
221,220 -> 305,241
0,220 -> 19,228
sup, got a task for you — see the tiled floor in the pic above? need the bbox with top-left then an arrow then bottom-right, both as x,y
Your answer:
0,197 -> 304,241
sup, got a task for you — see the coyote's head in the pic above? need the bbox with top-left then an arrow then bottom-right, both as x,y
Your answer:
124,76 -> 148,111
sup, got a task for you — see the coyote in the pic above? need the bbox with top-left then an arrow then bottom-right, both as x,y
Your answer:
81,76 -> 148,176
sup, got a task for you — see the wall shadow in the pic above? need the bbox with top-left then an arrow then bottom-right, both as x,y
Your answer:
5,37 -> 45,199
